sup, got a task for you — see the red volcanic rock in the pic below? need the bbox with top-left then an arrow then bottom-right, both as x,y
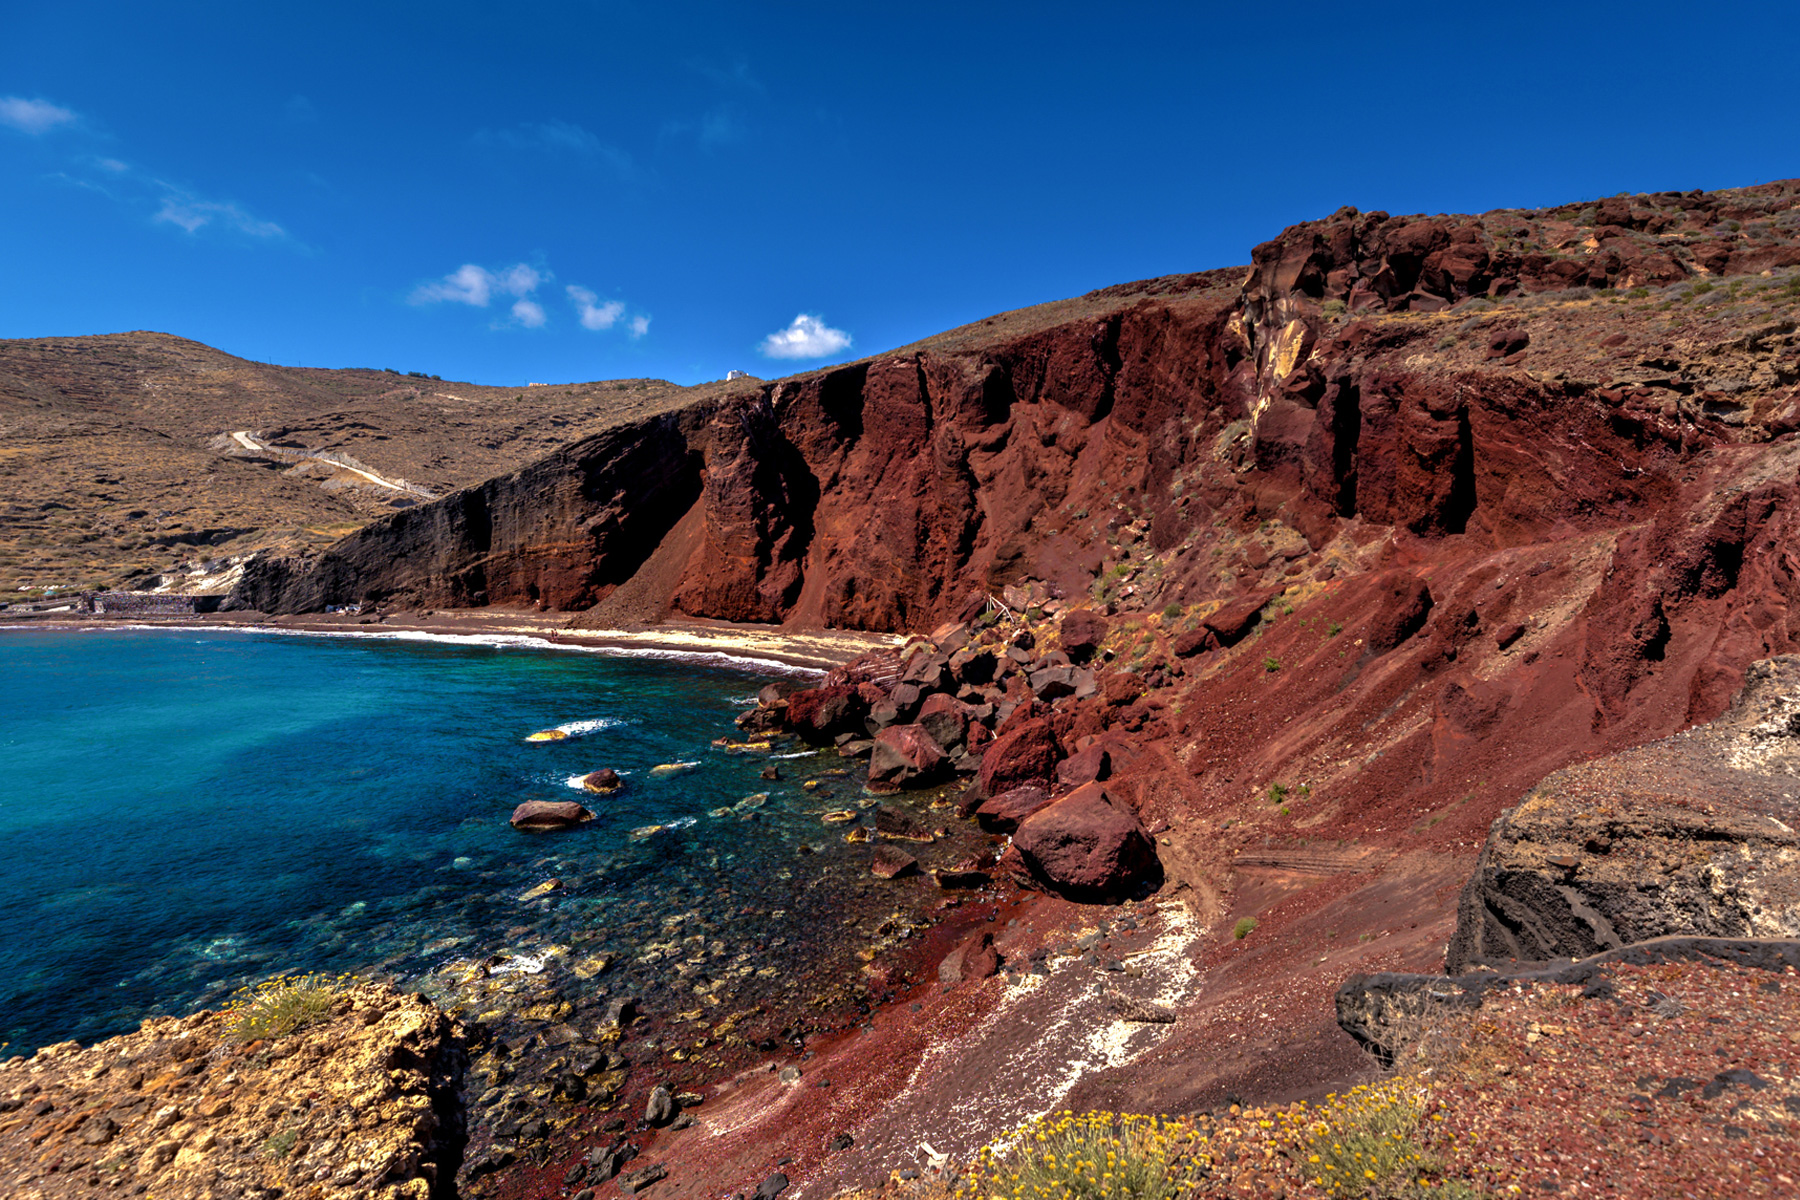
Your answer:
1487,327 -> 1531,359
509,800 -> 595,831
1013,782 -> 1159,899
786,685 -> 868,744
916,692 -> 971,751
1056,744 -> 1111,792
1171,627 -> 1217,657
1201,591 -> 1277,647
975,784 -> 1054,834
869,845 -> 918,879
1059,609 -> 1110,662
936,930 -> 1002,982
868,723 -> 948,788
580,768 -> 623,794
1363,571 -> 1435,652
977,717 -> 1061,796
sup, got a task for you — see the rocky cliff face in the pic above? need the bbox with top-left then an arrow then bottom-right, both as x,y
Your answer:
0,983 -> 464,1200
1447,656 -> 1800,971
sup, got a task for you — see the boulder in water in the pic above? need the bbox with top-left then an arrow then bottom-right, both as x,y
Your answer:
581,768 -> 623,794
510,801 -> 594,831
525,728 -> 569,742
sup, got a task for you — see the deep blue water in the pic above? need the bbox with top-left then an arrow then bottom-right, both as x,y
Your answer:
0,627 -> 894,1053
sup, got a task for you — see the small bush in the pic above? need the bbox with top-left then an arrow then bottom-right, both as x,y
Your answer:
1263,657 -> 1281,673
1233,918 -> 1257,939
1434,335 -> 1457,351
956,1110 -> 1194,1200
262,1126 -> 301,1159
1327,621 -> 1343,637
224,972 -> 349,1043
1321,299 -> 1347,318
1286,1078 -> 1437,1197
1268,782 -> 1289,805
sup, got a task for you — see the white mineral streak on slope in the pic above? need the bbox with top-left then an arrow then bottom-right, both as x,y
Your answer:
783,902 -> 1205,1195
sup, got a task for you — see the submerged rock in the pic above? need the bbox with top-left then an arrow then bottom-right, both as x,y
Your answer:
510,800 -> 595,831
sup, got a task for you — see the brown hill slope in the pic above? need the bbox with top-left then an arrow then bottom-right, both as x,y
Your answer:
0,331 -> 736,595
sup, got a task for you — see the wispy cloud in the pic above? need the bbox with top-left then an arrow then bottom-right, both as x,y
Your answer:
627,314 -> 650,339
759,313 -> 851,360
0,96 -> 77,135
412,263 -> 545,308
154,191 -> 285,238
660,104 -> 744,151
511,298 -> 547,327
476,120 -> 637,177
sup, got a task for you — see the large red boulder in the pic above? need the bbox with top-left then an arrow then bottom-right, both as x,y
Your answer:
510,800 -> 595,831
977,717 -> 1061,796
1013,782 -> 1159,900
786,684 -> 868,744
868,723 -> 948,787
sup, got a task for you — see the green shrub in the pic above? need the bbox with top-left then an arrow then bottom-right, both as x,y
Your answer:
956,1110 -> 1194,1200
1233,918 -> 1257,939
1434,335 -> 1457,351
262,1126 -> 301,1159
1327,621 -> 1343,637
1321,299 -> 1347,318
1162,603 -> 1183,619
1268,782 -> 1289,805
1263,656 -> 1281,673
223,972 -> 349,1043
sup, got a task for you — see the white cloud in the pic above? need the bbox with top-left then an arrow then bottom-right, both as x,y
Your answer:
412,263 -> 545,308
567,285 -> 624,330
511,298 -> 547,327
154,192 -> 285,239
478,120 -> 637,177
628,314 -> 650,339
758,313 -> 851,359
0,96 -> 76,135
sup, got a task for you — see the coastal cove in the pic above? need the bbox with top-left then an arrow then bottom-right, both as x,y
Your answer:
0,626 -> 933,1058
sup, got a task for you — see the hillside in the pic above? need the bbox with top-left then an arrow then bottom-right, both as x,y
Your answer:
0,332 -> 742,596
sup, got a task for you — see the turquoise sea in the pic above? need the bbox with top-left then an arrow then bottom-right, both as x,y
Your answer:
0,627 -> 908,1054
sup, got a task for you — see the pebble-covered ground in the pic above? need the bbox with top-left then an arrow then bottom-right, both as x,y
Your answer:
898,954 -> 1800,1200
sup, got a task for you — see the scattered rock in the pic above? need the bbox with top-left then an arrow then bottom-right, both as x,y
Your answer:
620,1163 -> 668,1193
1059,609 -> 1110,662
581,768 -> 623,794
509,800 -> 595,831
868,723 -> 948,787
1055,744 -> 1111,791
977,717 -> 1061,795
827,1132 -> 855,1153
645,1083 -> 676,1125
756,1171 -> 791,1200
871,845 -> 919,879
1104,988 -> 1177,1023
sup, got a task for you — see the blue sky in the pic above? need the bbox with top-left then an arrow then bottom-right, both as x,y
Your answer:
3,2 -> 1797,388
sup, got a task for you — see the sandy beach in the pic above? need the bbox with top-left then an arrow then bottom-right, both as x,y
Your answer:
0,605 -> 900,673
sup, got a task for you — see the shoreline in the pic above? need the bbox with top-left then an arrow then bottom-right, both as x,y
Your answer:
0,606 -> 900,674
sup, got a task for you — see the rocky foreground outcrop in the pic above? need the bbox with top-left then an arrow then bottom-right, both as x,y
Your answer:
0,983 -> 463,1200
1447,655 -> 1800,972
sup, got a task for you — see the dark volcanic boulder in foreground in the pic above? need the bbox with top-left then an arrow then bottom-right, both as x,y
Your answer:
1013,781 -> 1160,900
510,800 -> 596,830
978,717 -> 1061,796
868,723 -> 948,787
1447,656 -> 1800,972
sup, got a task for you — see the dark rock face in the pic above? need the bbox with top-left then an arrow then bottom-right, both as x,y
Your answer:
509,800 -> 595,830
1447,657 -> 1800,972
1056,744 -> 1111,791
1012,782 -> 1160,900
1340,937 -> 1800,1067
